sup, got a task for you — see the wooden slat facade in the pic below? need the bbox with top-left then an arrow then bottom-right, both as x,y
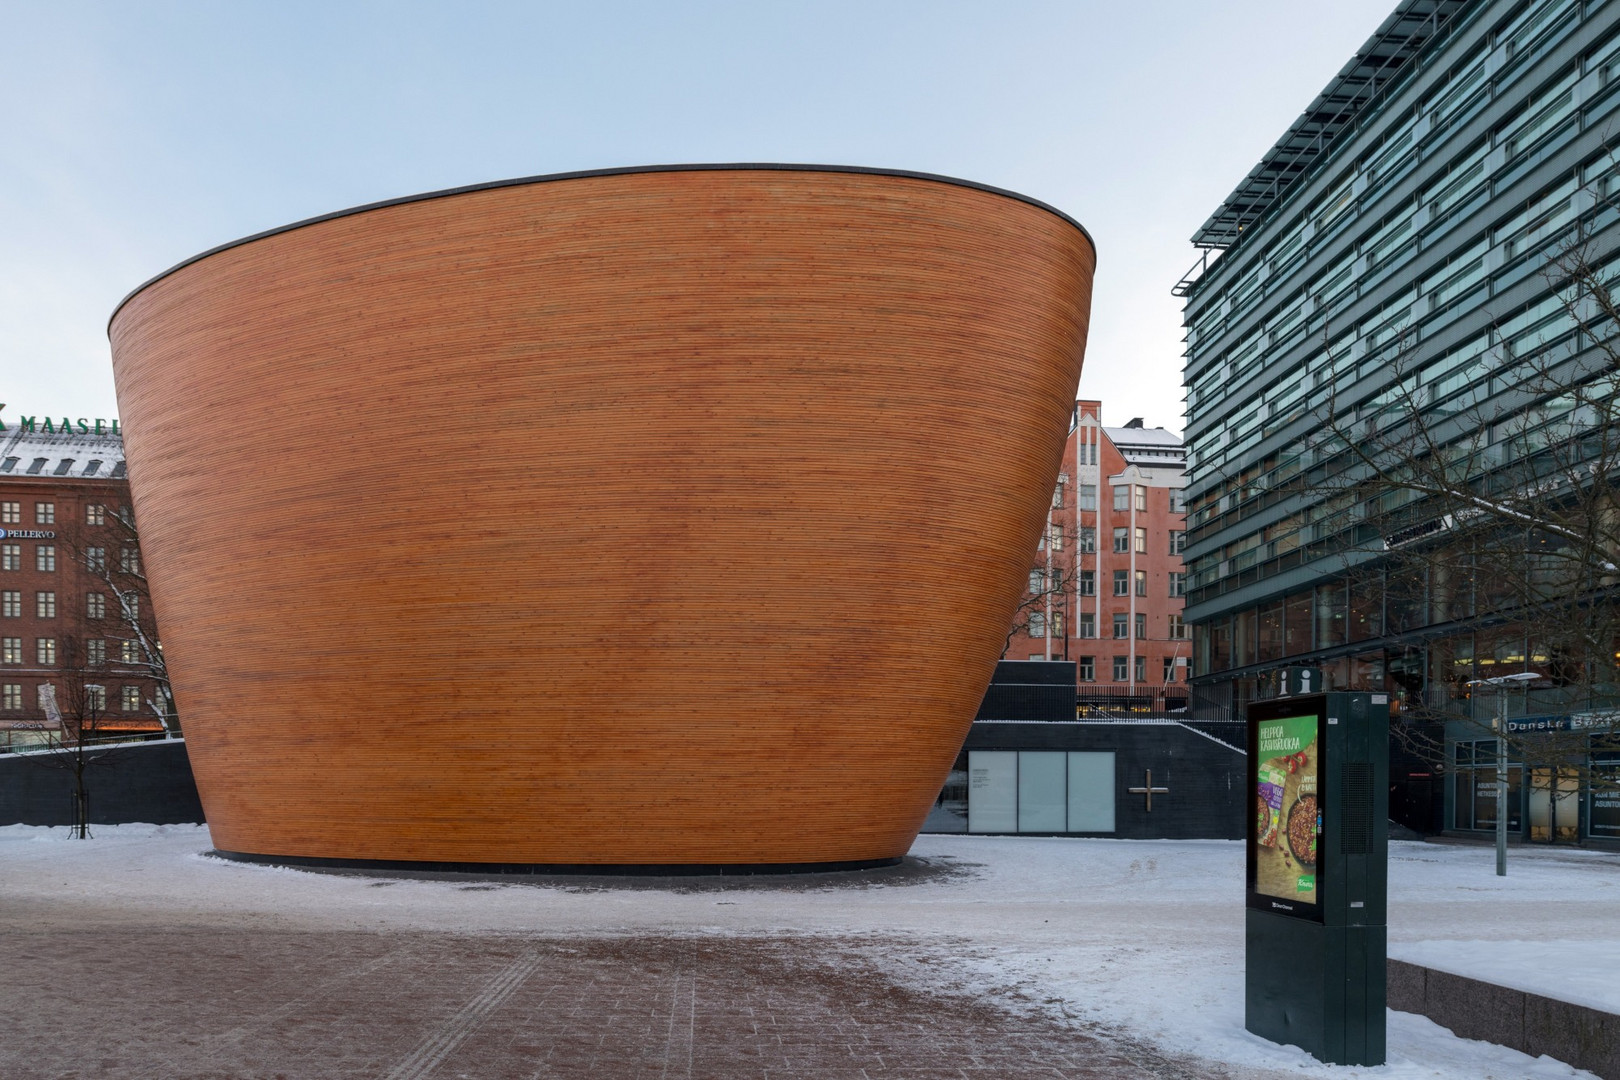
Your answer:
107,167 -> 1095,866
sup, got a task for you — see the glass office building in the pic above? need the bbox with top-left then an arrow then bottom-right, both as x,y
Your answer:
1179,0 -> 1620,839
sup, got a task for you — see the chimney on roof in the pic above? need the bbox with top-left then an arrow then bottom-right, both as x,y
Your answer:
1125,417 -> 1145,428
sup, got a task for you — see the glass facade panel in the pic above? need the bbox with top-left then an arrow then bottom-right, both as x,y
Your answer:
1591,755 -> 1620,840
1017,752 -> 1068,832
1283,593 -> 1311,656
1067,752 -> 1116,832
923,751 -> 968,833
968,751 -> 1018,834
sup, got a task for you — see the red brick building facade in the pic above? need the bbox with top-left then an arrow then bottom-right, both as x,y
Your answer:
0,426 -> 166,750
1005,400 -> 1189,706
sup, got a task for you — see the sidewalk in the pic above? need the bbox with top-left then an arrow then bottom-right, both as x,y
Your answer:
0,825 -> 1610,1079
1,929 -> 1220,1080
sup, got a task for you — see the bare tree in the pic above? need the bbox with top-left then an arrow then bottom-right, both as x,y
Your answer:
1305,192 -> 1620,809
23,635 -> 129,838
56,504 -> 176,736
1003,514 -> 1079,659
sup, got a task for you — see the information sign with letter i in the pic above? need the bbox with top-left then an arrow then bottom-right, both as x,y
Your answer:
1244,691 -> 1388,1067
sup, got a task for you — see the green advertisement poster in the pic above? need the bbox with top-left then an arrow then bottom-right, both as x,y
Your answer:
1254,714 -> 1319,904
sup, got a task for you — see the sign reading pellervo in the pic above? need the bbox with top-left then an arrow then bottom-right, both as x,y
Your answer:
0,530 -> 55,540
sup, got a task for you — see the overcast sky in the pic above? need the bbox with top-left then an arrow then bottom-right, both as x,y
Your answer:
2,1 -> 1396,432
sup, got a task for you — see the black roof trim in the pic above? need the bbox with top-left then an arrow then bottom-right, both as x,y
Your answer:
109,162 -> 1095,333
1189,0 -> 1473,250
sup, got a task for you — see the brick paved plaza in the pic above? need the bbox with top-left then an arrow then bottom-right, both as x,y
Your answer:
5,827 -> 1600,1079
4,929 -> 1238,1079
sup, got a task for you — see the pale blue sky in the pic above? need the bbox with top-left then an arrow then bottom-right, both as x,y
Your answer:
2,1 -> 1394,430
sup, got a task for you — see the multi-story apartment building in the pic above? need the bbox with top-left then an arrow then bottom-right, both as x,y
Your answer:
0,424 -> 165,750
1005,400 -> 1190,706
1178,0 -> 1620,839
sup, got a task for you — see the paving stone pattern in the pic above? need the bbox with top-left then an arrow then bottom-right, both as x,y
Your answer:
0,930 -> 1224,1079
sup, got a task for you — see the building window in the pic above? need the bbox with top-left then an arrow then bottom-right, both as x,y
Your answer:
1113,655 -> 1129,681
36,592 -> 56,619
1135,485 -> 1147,512
1163,656 -> 1179,683
35,545 -> 55,572
1113,613 -> 1129,638
85,685 -> 106,712
1052,611 -> 1065,637
86,504 -> 105,526
1029,570 -> 1045,594
1169,572 -> 1186,598
86,547 -> 106,572
1,591 -> 17,618
1078,570 -> 1095,596
86,639 -> 105,665
127,595 -> 139,620
1079,484 -> 1097,511
1169,488 -> 1186,514
1135,612 -> 1147,639
1078,612 -> 1095,638
1168,613 -> 1188,640
1113,570 -> 1129,596
1052,484 -> 1064,509
1078,656 -> 1095,681
1,684 -> 19,710
36,638 -> 55,665
1134,527 -> 1146,553
1113,486 -> 1129,511
1113,528 -> 1129,553
120,547 -> 140,574
1170,531 -> 1187,555
1452,741 -> 1523,833
0,502 -> 17,524
35,502 -> 54,525
1135,655 -> 1147,683
122,685 -> 141,712
1,638 -> 18,664
1135,570 -> 1147,596
87,593 -> 105,620
1048,526 -> 1063,552
120,639 -> 139,663
1078,527 -> 1095,553
0,544 -> 16,571
1028,611 -> 1046,638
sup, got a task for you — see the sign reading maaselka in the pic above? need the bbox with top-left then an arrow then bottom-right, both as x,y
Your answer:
2,408 -> 120,436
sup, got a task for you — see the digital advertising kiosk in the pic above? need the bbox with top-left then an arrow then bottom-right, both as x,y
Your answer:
1245,680 -> 1389,1067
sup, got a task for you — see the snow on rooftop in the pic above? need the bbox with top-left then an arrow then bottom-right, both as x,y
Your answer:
1103,424 -> 1184,448
0,426 -> 125,480
1103,424 -> 1186,471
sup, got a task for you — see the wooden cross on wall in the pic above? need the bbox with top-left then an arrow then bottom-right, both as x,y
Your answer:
1128,769 -> 1169,811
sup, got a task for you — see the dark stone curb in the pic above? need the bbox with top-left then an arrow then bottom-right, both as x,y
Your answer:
1389,957 -> 1620,1079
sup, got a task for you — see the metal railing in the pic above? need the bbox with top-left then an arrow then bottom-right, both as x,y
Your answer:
976,683 -> 1194,721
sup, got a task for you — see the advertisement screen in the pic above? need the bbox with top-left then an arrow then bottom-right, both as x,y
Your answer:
1248,703 -> 1323,918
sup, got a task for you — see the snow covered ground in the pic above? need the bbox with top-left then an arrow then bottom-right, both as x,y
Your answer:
1,824 -> 1614,1079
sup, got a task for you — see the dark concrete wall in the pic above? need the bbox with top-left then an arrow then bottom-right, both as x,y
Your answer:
0,739 -> 204,826
963,721 -> 1245,840
1388,958 -> 1619,1080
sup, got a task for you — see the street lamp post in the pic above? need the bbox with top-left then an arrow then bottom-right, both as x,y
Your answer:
1467,671 -> 1539,877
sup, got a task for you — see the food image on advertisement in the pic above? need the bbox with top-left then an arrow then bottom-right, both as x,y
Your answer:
1254,714 -> 1320,905
1257,764 -> 1285,848
1287,785 -> 1318,867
